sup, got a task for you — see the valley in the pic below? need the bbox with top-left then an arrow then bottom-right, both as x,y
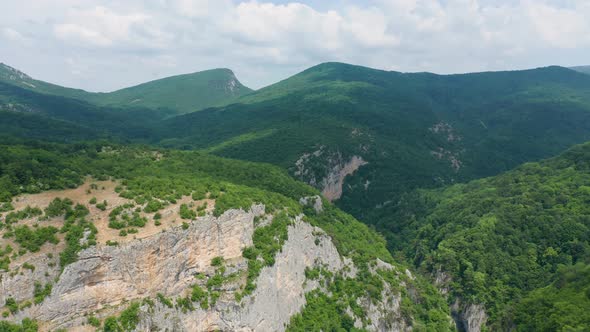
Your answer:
1,61 -> 590,331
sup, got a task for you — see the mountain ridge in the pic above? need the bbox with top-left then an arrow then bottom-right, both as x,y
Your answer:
571,65 -> 590,75
1,59 -> 590,331
0,63 -> 252,114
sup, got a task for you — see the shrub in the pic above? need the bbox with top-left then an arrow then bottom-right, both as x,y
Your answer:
144,200 -> 163,213
157,293 -> 173,308
5,297 -> 18,314
179,204 -> 196,220
33,282 -> 52,304
96,201 -> 107,211
88,316 -> 101,327
118,303 -> 140,331
14,225 -> 59,252
45,198 -> 73,218
211,256 -> 224,267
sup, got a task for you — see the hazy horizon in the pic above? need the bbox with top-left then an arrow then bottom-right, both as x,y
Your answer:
2,0 -> 589,91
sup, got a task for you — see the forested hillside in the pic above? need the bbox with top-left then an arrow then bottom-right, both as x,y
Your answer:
571,66 -> 590,75
389,141 -> 590,330
0,81 -> 172,141
2,61 -> 590,331
0,64 -> 251,114
154,63 -> 590,247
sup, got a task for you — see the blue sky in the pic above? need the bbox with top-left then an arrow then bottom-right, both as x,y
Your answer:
1,0 -> 589,91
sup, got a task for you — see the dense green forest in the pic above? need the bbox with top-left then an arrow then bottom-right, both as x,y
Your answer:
386,142 -> 590,328
153,64 -> 590,277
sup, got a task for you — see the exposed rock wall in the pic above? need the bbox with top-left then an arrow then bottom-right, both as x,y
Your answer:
138,219 -> 345,332
294,148 -> 367,201
6,206 -> 263,330
451,299 -> 488,332
2,204 -> 411,332
461,303 -> 488,332
321,155 -> 367,201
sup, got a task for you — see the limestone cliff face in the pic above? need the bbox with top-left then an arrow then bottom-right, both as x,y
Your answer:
135,218 -> 345,332
1,204 -> 410,332
449,297 -> 488,332
436,268 -> 487,331
294,147 -> 367,201
7,206 -> 261,330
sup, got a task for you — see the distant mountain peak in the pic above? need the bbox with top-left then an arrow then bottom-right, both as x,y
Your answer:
571,65 -> 590,75
0,63 -> 33,82
0,63 -> 252,114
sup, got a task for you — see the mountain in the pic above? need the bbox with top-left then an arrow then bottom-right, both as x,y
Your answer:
154,62 -> 590,242
0,141 -> 451,331
571,65 -> 590,75
2,61 -> 590,331
388,141 -> 590,330
84,68 -> 252,114
0,63 -> 252,114
0,63 -> 94,101
0,80 -> 172,142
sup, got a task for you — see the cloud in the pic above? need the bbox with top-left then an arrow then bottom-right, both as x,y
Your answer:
1,0 -> 589,92
2,27 -> 26,42
525,1 -> 590,48
53,6 -> 156,49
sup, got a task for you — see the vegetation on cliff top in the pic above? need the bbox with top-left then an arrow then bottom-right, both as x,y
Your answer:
0,140 -> 450,330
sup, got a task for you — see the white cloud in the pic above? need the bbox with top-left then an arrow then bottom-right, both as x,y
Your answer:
0,0 -> 589,92
2,27 -> 26,42
525,1 -> 590,48
53,6 -> 154,48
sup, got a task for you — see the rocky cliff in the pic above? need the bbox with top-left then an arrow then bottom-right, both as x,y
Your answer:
1,198 -> 416,331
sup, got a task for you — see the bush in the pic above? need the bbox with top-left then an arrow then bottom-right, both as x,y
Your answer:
14,225 -> 59,252
0,318 -> 38,331
5,297 -> 18,314
157,293 -> 173,308
33,282 -> 52,304
179,204 -> 196,220
103,317 -> 120,332
88,316 -> 100,327
96,201 -> 107,211
211,256 -> 224,267
144,200 -> 163,213
45,198 -> 73,218
118,303 -> 140,331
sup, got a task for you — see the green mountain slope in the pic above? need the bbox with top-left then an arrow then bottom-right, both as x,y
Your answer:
4,62 -> 590,254
84,68 -> 252,113
511,263 -> 590,331
0,63 -> 93,100
0,81 -> 172,141
571,65 -> 590,75
155,62 -> 590,237
390,141 -> 590,329
2,60 -> 590,331
0,63 -> 252,114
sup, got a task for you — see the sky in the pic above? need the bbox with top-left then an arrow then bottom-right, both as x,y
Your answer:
1,0 -> 589,91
